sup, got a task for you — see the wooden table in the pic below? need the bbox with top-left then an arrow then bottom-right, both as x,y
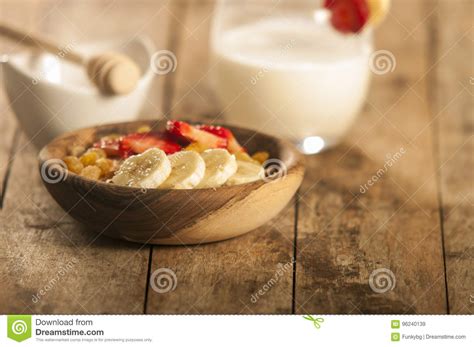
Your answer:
0,0 -> 472,314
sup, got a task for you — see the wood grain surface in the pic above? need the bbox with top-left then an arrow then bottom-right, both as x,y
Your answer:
0,0 -> 472,314
294,0 -> 447,314
0,0 -> 171,314
432,0 -> 473,314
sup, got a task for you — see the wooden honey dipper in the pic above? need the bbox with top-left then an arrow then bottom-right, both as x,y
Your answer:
0,23 -> 141,95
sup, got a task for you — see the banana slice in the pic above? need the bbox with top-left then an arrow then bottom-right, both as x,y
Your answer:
226,160 -> 264,186
367,0 -> 391,25
111,148 -> 171,188
160,151 -> 205,189
197,149 -> 237,188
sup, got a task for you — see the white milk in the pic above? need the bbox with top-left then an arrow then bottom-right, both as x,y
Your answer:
212,14 -> 372,152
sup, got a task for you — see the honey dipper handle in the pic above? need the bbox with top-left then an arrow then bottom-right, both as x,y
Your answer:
0,22 -> 85,64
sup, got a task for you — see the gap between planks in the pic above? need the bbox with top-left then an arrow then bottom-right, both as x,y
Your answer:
426,1 -> 450,314
142,0 -> 189,314
291,192 -> 300,314
143,245 -> 154,314
145,1 -> 297,314
0,127 -> 20,209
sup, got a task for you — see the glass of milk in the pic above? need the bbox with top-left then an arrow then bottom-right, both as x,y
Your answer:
210,0 -> 373,154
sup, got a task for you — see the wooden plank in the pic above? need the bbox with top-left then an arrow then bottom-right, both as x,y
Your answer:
432,0 -> 473,314
0,0 -> 174,313
294,0 -> 447,313
0,135 -> 149,313
146,1 -> 296,313
0,69 -> 19,208
0,0 -> 37,206
146,208 -> 295,314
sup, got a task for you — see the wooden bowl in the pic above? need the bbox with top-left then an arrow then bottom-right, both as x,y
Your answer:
38,120 -> 305,245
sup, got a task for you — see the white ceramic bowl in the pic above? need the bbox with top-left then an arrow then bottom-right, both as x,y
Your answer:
2,36 -> 155,148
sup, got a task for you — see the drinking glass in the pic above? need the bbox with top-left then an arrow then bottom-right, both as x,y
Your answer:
210,0 -> 373,154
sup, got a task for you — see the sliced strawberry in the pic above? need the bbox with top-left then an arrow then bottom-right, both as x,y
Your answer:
162,130 -> 190,147
94,137 -> 121,157
166,121 -> 227,149
120,132 -> 181,156
324,0 -> 369,33
196,124 -> 246,153
196,124 -> 232,139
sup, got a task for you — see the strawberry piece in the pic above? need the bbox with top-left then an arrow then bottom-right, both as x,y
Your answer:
166,121 -> 227,149
120,132 -> 181,157
324,0 -> 369,33
197,124 -> 246,153
94,138 -> 121,157
196,124 -> 232,139
162,130 -> 190,147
